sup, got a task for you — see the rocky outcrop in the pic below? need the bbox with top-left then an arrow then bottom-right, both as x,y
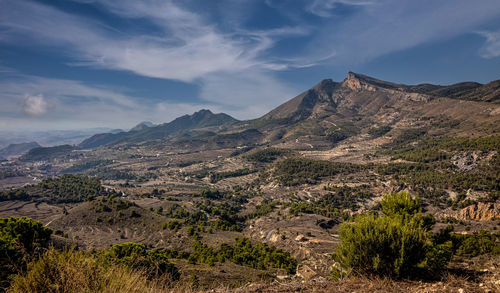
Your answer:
343,72 -> 377,92
452,151 -> 480,172
457,202 -> 500,221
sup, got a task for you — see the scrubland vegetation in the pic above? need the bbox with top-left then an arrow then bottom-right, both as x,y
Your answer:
0,174 -> 109,203
1,190 -> 498,291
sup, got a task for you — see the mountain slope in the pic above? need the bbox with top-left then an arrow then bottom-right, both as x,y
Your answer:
79,109 -> 238,148
246,72 -> 500,150
0,142 -> 41,159
130,121 -> 154,132
79,73 -> 500,151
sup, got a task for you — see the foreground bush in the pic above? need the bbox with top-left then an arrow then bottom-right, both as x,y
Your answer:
9,248 -> 164,293
1,217 -> 52,288
334,192 -> 452,279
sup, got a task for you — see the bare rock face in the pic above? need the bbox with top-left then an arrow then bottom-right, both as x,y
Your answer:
457,202 -> 500,221
343,72 -> 377,92
452,151 -> 480,172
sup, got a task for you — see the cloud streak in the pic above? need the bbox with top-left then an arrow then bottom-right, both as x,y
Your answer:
307,0 -> 374,17
478,30 -> 500,59
0,0 -> 305,82
0,0 -> 307,119
305,0 -> 500,65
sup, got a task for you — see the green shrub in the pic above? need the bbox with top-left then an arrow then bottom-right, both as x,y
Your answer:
0,174 -> 108,203
190,237 -> 297,274
334,192 -> 450,279
456,230 -> 499,257
106,242 -> 179,280
0,217 -> 52,288
368,126 -> 391,137
380,191 -> 420,217
274,157 -> 362,186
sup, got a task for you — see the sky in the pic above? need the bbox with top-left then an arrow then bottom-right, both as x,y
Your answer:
1,0 -> 500,131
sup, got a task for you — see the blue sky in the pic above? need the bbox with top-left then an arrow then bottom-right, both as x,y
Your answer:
1,0 -> 500,131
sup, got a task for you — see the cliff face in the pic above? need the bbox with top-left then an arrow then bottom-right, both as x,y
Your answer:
457,202 -> 500,221
438,202 -> 500,222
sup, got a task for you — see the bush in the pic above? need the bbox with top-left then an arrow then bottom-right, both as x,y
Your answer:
0,174 -> 108,203
380,191 -> 421,217
456,230 -> 499,257
188,238 -> 297,274
106,242 -> 179,280
0,217 -> 52,288
334,192 -> 450,279
368,126 -> 391,137
274,158 -> 362,186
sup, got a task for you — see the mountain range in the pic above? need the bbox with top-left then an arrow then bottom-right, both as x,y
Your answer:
0,142 -> 41,160
76,72 -> 500,152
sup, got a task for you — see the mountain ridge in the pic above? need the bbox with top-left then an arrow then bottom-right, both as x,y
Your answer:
78,72 -> 500,150
79,109 -> 238,149
0,141 -> 41,159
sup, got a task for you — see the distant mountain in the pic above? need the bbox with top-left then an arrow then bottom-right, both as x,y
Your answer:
0,128 -> 121,148
443,80 -> 500,103
20,145 -> 76,162
78,73 -> 500,151
130,121 -> 154,132
403,80 -> 499,103
79,109 -> 238,148
0,142 -> 41,159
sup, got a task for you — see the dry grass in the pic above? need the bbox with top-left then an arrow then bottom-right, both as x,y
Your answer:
7,248 -> 499,293
8,248 -> 170,293
224,275 -> 494,293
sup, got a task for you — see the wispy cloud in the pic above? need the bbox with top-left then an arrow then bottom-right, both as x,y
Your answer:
478,30 -> 500,59
0,0 -> 307,121
307,0 -> 375,17
0,0 -> 304,82
304,0 -> 500,65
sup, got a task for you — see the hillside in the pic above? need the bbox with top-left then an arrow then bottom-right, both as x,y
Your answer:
79,109 -> 238,149
20,144 -> 76,162
0,142 -> 41,159
248,72 -> 500,150
130,121 -> 155,132
73,73 -> 500,153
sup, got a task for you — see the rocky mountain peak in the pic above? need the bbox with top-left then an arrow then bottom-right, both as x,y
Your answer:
130,121 -> 154,132
343,72 -> 362,90
342,72 -> 379,91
